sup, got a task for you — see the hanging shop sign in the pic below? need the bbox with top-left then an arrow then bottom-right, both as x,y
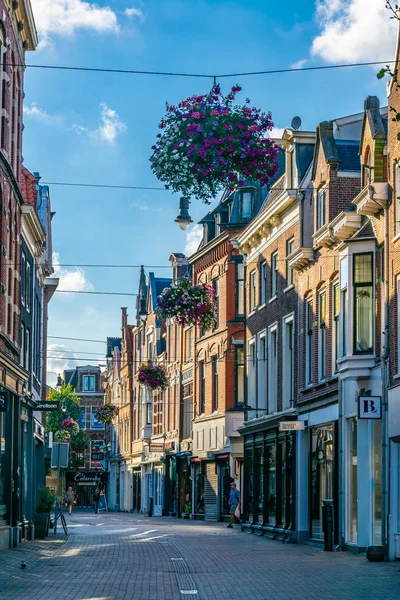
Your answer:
35,401 -> 60,411
0,392 -> 8,412
358,396 -> 382,419
279,421 -> 305,432
150,443 -> 164,453
74,471 -> 102,483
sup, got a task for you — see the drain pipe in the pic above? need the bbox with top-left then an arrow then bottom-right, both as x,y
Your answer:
380,198 -> 390,558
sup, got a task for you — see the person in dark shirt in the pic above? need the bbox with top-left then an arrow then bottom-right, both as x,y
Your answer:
93,489 -> 101,514
227,482 -> 241,528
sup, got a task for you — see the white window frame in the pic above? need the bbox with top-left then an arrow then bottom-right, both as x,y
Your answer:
282,314 -> 294,410
305,299 -> 313,386
271,252 -> 278,298
260,262 -> 267,306
185,326 -> 193,361
318,291 -> 327,382
83,374 -> 95,392
247,338 -> 256,411
268,323 -> 278,414
257,331 -> 267,416
249,270 -> 256,313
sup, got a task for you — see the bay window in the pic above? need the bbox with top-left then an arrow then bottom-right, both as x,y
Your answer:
353,253 -> 373,354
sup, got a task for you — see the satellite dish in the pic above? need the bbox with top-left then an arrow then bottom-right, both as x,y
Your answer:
291,116 -> 302,131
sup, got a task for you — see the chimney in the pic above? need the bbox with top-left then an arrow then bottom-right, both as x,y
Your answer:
121,307 -> 128,338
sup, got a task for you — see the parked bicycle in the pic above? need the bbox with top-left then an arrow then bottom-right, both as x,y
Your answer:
49,505 -> 68,537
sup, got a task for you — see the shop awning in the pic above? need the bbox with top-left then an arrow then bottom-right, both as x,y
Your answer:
216,454 -> 229,460
191,457 -> 201,463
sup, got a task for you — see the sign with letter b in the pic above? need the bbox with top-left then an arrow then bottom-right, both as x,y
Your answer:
358,396 -> 382,419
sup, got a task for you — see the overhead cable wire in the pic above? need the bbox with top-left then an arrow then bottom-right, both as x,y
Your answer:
54,290 -> 137,296
7,59 -> 398,78
48,336 -> 107,343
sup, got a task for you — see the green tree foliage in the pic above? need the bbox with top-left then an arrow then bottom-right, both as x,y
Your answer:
45,383 -> 82,433
70,430 -> 90,452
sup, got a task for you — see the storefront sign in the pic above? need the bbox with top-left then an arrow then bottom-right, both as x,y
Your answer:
91,440 -> 104,462
358,396 -> 382,419
35,401 -> 60,411
0,393 -> 7,412
150,443 -> 164,453
74,471 -> 102,483
279,421 -> 305,431
165,441 -> 175,451
181,440 -> 192,452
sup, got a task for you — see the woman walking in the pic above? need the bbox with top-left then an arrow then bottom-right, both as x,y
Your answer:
93,489 -> 101,514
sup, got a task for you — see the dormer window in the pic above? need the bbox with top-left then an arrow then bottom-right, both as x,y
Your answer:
215,213 -> 221,236
317,188 -> 327,229
240,189 -> 253,219
363,147 -> 371,187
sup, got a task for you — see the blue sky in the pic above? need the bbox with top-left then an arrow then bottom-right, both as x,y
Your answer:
24,0 -> 397,383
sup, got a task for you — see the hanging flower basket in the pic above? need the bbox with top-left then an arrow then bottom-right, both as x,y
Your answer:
157,278 -> 215,330
96,404 -> 119,425
61,418 -> 79,436
54,429 -> 71,443
150,83 -> 279,203
136,363 -> 169,391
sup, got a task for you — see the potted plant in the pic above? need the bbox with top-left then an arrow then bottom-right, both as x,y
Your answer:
157,278 -> 215,330
34,486 -> 55,539
150,83 -> 279,203
61,418 -> 79,435
136,363 -> 169,391
96,404 -> 119,424
54,429 -> 71,442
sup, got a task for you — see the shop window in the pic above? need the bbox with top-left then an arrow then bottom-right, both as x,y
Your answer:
348,417 -> 357,543
318,292 -> 326,381
333,283 -> 340,370
199,361 -> 205,414
306,300 -> 313,385
256,447 -> 264,524
257,334 -> 267,414
373,420 -> 382,544
286,238 -> 295,287
282,316 -> 294,409
268,325 -> 278,413
281,443 -> 287,528
267,445 -> 276,526
271,251 -> 278,298
248,447 -> 254,522
0,411 -> 7,522
260,261 -> 266,305
249,270 -> 256,312
310,423 -> 334,541
212,356 -> 218,412
236,262 -> 245,316
353,253 -> 374,354
317,188 -> 327,230
235,346 -> 245,405
247,340 -> 256,410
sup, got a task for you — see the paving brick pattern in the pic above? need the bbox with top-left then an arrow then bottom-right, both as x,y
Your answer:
0,512 -> 399,600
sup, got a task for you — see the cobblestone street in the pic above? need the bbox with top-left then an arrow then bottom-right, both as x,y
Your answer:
0,511 -> 399,600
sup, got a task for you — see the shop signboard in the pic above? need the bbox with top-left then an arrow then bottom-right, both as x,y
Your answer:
279,421 -> 305,432
358,396 -> 382,419
34,401 -> 60,411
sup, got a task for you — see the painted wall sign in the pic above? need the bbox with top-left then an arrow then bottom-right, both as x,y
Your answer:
279,421 -> 305,431
0,393 -> 7,412
358,396 -> 382,419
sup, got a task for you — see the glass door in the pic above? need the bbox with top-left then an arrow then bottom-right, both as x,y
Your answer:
310,423 -> 335,541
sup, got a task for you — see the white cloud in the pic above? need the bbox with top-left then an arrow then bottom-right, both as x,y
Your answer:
31,0 -> 119,47
47,344 -> 77,386
24,102 -> 51,120
129,200 -> 148,210
311,0 -> 397,63
73,103 -> 127,145
291,59 -> 308,70
52,251 -> 94,293
184,224 -> 203,257
124,8 -> 146,22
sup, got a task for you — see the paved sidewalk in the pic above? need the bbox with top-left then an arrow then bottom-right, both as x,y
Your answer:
0,512 -> 399,600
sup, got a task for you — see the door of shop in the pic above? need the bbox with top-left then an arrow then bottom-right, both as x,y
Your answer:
310,422 -> 338,543
205,462 -> 218,521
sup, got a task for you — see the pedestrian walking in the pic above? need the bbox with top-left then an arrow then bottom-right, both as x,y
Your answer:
227,482 -> 241,528
64,486 -> 76,516
93,489 -> 101,514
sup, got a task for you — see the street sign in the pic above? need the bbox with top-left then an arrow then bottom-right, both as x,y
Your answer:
35,401 -> 60,411
279,421 -> 305,431
51,443 -> 69,468
0,392 -> 7,412
358,396 -> 382,419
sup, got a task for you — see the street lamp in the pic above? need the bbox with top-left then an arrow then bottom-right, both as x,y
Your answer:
175,196 -> 193,231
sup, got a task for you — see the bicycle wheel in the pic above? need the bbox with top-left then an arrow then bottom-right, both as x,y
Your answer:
60,513 -> 69,537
